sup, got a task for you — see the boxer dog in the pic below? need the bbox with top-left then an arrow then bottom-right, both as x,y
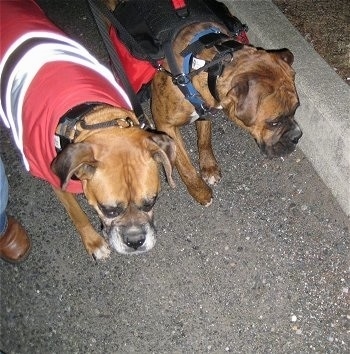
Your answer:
105,0 -> 302,206
0,0 -> 176,259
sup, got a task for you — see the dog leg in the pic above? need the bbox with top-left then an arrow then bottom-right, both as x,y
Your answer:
157,123 -> 213,206
151,73 -> 212,205
52,187 -> 111,260
196,119 -> 221,185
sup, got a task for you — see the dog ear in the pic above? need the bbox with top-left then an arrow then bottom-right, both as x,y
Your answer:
271,48 -> 294,65
222,77 -> 256,126
148,132 -> 176,188
51,143 -> 97,190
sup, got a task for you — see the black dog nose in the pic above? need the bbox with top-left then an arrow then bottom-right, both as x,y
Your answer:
286,123 -> 302,144
291,129 -> 302,144
126,237 -> 145,250
123,227 -> 146,250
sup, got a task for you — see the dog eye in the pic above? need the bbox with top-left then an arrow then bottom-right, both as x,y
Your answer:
140,196 -> 157,212
99,204 -> 124,218
268,120 -> 281,128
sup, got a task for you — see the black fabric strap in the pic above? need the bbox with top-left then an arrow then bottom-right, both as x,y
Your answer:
87,0 -> 152,129
206,40 -> 244,101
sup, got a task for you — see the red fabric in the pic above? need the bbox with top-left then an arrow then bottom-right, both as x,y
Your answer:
236,31 -> 250,45
1,0 -> 130,194
22,63 -> 128,194
171,0 -> 187,9
0,1 -> 60,58
109,27 -> 158,93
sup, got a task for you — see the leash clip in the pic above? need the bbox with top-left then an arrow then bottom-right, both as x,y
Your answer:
157,64 -> 173,77
118,117 -> 135,128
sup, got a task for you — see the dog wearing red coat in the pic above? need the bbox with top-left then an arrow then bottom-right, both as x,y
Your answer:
0,0 -> 176,259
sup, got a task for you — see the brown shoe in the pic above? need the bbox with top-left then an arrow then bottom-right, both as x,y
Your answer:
0,216 -> 31,263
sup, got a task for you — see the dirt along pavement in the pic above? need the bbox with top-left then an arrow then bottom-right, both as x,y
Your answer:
273,0 -> 350,85
0,1 -> 349,353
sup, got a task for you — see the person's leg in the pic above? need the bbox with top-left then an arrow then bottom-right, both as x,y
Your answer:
0,157 -> 31,263
0,156 -> 9,235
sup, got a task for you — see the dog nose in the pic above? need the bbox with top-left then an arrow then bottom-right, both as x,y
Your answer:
286,122 -> 303,144
291,128 -> 302,144
123,227 -> 146,250
126,237 -> 145,250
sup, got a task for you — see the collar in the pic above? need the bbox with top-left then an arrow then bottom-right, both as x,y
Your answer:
54,102 -> 137,152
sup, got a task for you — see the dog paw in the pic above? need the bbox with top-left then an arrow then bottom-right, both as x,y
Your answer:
201,167 -> 222,186
188,180 -> 213,206
91,241 -> 111,260
84,236 -> 111,260
204,198 -> 213,207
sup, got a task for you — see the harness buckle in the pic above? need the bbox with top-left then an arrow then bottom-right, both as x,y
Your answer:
172,73 -> 190,86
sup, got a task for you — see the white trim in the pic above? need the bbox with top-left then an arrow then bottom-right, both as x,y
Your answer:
0,31 -> 131,170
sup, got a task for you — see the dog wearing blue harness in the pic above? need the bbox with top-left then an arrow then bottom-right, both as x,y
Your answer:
105,0 -> 302,206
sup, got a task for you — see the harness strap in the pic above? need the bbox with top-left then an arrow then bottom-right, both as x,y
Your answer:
162,28 -> 241,117
207,65 -> 222,102
164,40 -> 208,116
165,28 -> 224,117
207,40 -> 244,101
87,0 -> 153,129
179,28 -> 223,116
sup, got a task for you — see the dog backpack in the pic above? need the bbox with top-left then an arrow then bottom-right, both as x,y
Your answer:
108,0 -> 249,94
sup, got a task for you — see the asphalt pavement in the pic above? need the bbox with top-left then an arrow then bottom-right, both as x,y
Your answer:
1,1 -> 349,353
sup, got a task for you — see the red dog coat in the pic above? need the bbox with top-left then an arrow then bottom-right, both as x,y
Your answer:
0,0 -> 131,193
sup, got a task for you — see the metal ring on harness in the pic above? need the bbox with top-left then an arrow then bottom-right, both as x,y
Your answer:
172,73 -> 191,86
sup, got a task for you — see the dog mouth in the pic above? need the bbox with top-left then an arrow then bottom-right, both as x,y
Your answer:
258,140 -> 297,158
258,124 -> 303,158
103,222 -> 156,255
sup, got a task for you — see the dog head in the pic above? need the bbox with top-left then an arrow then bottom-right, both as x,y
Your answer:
219,47 -> 302,158
52,125 -> 176,255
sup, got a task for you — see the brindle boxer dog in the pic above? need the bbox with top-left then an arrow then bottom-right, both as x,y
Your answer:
152,39 -> 301,206
105,0 -> 302,206
1,0 -> 176,260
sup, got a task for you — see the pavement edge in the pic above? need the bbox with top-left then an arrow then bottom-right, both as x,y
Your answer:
225,0 -> 350,216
